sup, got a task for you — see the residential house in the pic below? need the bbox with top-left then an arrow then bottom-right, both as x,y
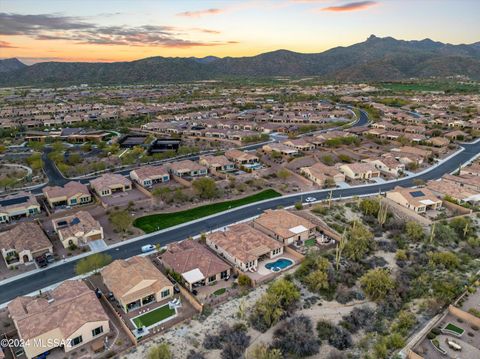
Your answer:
339,163 -> 380,180
427,179 -> 480,204
0,191 -> 40,223
262,143 -> 299,156
442,173 -> 480,192
42,181 -> 92,208
130,165 -> 170,187
282,139 -> 315,152
206,223 -> 283,272
427,137 -> 450,147
225,149 -> 259,167
102,256 -> 173,313
168,160 -> 208,178
89,173 -> 132,197
160,240 -> 231,291
300,163 -> 345,187
364,157 -> 405,177
460,162 -> 480,176
8,280 -> 110,359
52,211 -> 103,248
199,155 -> 235,172
386,186 -> 442,213
0,222 -> 52,268
253,209 -> 316,245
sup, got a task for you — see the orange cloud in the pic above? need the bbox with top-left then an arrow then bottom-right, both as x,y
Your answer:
322,1 -> 377,12
0,40 -> 18,48
176,8 -> 224,18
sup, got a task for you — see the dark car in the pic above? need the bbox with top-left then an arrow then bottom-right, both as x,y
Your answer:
35,255 -> 48,268
44,252 -> 55,263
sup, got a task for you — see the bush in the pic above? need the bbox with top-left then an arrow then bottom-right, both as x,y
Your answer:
360,268 -> 395,302
273,315 -> 320,357
250,279 -> 300,332
317,320 -> 334,341
186,351 -> 205,359
238,274 -> 252,287
203,323 -> 250,359
340,306 -> 375,333
328,326 -> 353,350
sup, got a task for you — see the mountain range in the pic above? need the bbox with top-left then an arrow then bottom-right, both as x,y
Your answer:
1,35 -> 479,86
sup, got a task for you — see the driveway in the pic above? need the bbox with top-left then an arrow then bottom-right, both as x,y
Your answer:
89,239 -> 108,252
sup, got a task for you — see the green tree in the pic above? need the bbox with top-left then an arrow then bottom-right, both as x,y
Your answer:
344,222 -> 375,261
405,221 -> 425,241
192,177 -> 218,199
360,268 -> 395,302
109,210 -> 133,233
250,279 -> 300,332
359,198 -> 380,216
320,155 -> 334,166
75,253 -> 112,275
276,168 -> 290,181
147,343 -> 172,359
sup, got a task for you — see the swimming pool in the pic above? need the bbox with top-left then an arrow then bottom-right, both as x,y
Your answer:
265,258 -> 294,272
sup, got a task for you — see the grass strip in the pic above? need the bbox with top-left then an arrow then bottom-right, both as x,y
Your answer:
134,189 -> 282,233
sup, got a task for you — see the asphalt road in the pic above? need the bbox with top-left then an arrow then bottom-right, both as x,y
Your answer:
1,137 -> 479,304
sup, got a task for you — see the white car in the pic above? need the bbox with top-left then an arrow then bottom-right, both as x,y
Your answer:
141,244 -> 156,253
305,197 -> 317,203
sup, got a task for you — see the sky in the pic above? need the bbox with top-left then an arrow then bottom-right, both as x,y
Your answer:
0,0 -> 479,64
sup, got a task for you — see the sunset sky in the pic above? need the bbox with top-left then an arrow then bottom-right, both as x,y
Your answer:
1,0 -> 479,64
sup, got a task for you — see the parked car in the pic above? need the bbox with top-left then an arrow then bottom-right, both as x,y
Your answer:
35,255 -> 48,268
44,252 -> 54,263
141,244 -> 156,253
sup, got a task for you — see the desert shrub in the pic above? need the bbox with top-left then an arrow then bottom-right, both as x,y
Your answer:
317,320 -> 335,341
339,306 -> 375,333
328,326 -> 352,350
273,315 -> 320,357
203,323 -> 250,359
250,279 -> 300,332
186,351 -> 205,359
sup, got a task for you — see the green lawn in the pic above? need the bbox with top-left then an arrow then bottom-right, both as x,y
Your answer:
444,323 -> 465,335
213,288 -> 226,296
134,189 -> 282,233
132,305 -> 176,328
304,238 -> 317,247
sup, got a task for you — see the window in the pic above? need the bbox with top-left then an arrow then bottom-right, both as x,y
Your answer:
92,326 -> 103,337
161,289 -> 170,298
209,275 -> 217,282
71,335 -> 83,346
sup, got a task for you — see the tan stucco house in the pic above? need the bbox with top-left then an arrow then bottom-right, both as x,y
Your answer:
102,256 -> 173,313
8,280 -> 110,359
0,222 -> 53,268
52,211 -> 103,248
43,181 -> 92,208
253,209 -> 316,245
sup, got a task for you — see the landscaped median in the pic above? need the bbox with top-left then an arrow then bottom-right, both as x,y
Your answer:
133,189 -> 282,233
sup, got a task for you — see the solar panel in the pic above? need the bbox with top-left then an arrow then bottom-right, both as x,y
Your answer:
0,196 -> 29,207
410,191 -> 425,198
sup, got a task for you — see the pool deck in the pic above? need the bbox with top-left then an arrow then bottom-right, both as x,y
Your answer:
257,253 -> 298,276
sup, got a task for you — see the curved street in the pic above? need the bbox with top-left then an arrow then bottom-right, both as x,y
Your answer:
0,133 -> 479,304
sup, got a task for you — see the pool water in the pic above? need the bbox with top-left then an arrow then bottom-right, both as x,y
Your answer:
265,258 -> 294,272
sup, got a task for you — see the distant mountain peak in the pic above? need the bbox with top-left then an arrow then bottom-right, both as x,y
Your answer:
0,57 -> 27,73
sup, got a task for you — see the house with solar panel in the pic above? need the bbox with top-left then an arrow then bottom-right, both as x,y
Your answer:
0,191 -> 40,224
386,186 -> 442,213
52,211 -> 103,248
